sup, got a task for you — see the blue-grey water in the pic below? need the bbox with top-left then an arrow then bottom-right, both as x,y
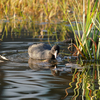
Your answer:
0,38 -> 74,100
0,36 -> 100,100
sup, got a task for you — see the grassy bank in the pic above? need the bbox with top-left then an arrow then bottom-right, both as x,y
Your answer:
0,0 -> 100,60
0,0 -> 99,21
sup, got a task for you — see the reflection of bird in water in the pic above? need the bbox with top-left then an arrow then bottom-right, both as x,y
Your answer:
28,59 -> 82,76
28,58 -> 60,76
28,43 -> 60,61
28,43 -> 61,76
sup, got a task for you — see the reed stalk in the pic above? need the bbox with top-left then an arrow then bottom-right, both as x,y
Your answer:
67,0 -> 100,60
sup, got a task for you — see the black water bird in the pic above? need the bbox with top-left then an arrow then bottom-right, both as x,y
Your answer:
28,43 -> 60,61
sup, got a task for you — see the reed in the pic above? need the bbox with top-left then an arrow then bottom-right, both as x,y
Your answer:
0,0 -> 100,60
67,0 -> 100,60
1,0 -> 98,21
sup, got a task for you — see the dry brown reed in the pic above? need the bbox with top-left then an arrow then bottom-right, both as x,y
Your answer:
0,0 -> 99,21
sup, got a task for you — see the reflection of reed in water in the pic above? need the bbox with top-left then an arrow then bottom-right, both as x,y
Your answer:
0,19 -> 72,42
62,69 -> 81,99
62,63 -> 100,100
0,23 -> 5,41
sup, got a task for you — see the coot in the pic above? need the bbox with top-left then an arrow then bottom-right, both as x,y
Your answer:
28,43 -> 60,60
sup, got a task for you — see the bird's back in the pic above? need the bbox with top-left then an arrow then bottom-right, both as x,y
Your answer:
28,43 -> 51,59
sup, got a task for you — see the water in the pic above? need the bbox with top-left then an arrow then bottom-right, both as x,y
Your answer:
0,39 -> 72,100
0,35 -> 100,100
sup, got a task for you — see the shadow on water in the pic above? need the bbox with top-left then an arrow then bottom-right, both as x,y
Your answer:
0,21 -> 100,100
0,64 -> 5,100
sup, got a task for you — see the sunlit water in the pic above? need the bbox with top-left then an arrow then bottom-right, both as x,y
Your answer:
0,39 -> 100,100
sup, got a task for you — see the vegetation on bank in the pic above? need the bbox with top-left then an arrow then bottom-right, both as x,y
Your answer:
0,0 -> 99,21
68,0 -> 100,60
0,0 -> 100,60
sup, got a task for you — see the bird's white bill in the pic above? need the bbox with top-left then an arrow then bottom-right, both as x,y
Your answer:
54,50 -> 57,58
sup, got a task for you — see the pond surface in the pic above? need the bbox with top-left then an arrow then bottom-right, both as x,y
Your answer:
0,34 -> 100,100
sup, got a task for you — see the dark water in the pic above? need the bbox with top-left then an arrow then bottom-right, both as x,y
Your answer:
0,36 -> 100,100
